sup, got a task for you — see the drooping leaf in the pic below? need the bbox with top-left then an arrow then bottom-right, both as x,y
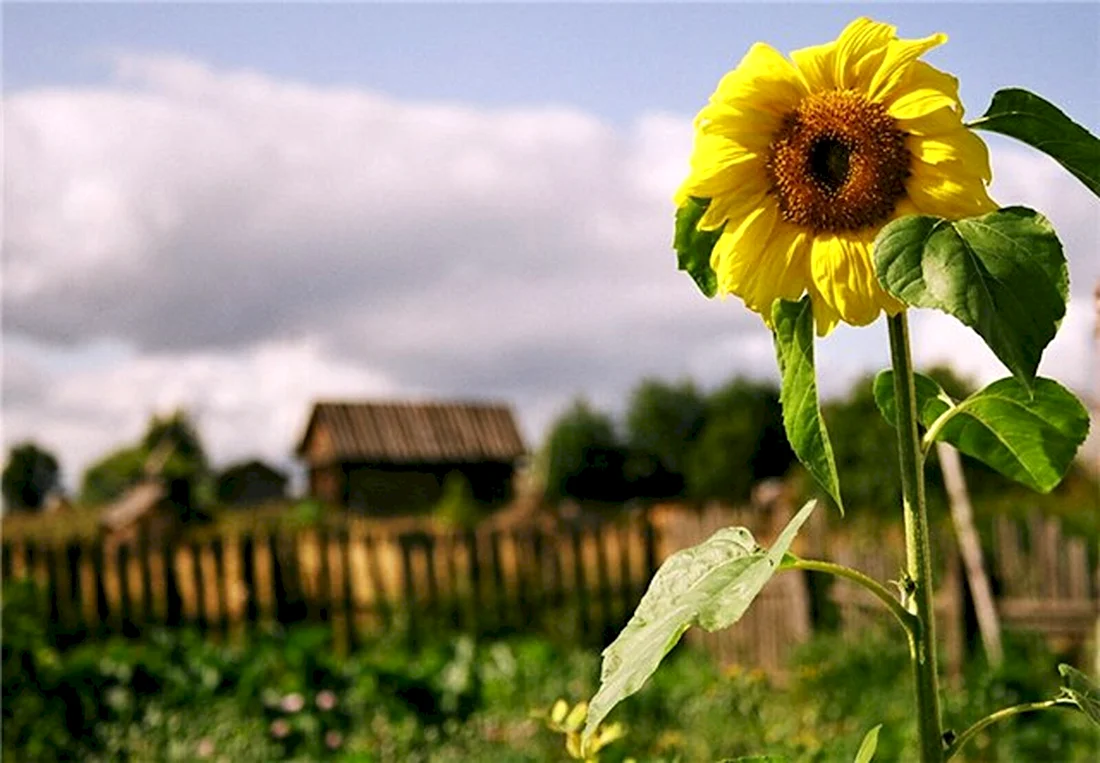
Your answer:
876,375 -> 1089,493
970,88 -> 1100,198
1058,664 -> 1100,726
773,297 -> 843,513
673,197 -> 721,298
872,371 -> 954,430
854,724 -> 882,763
874,207 -> 1068,390
582,500 -> 817,749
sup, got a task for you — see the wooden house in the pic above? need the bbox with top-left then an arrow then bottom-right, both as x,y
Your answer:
296,400 -> 527,514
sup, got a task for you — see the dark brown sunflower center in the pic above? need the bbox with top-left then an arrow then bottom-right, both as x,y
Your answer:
766,90 -> 911,233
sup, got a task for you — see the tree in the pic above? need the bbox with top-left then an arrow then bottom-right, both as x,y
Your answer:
684,379 -> 794,505
541,399 -> 628,504
81,409 -> 210,508
2,442 -> 61,512
80,446 -> 147,506
821,375 -> 901,515
623,378 -> 707,499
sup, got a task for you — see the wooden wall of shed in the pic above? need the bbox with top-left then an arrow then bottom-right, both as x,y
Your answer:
344,463 -> 514,515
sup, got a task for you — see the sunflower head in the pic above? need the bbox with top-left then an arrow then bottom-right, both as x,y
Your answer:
675,17 -> 996,334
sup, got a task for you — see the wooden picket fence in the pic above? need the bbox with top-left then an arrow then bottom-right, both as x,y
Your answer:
2,503 -> 1095,674
0,512 -> 659,651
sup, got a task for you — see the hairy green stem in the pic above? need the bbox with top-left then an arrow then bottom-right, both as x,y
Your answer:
944,700 -> 1067,759
888,312 -> 945,762
785,559 -> 915,634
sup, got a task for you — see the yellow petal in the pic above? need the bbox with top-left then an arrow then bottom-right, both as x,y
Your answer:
712,42 -> 807,116
909,129 -> 993,183
868,32 -> 948,103
809,233 -> 886,328
696,101 -> 784,153
673,133 -> 760,206
886,61 -> 960,120
697,174 -> 769,230
740,223 -> 811,317
808,281 -> 842,336
711,199 -> 779,297
790,38 -> 839,92
907,160 -> 997,218
832,18 -> 895,90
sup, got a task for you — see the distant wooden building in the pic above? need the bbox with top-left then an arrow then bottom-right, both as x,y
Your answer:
215,460 -> 288,506
296,401 -> 527,514
99,479 -> 180,546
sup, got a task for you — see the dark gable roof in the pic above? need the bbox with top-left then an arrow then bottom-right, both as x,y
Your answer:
297,400 -> 526,463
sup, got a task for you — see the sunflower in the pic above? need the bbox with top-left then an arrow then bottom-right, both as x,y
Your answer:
675,17 -> 996,334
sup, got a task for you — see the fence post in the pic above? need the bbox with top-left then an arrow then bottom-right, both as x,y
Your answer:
570,527 -> 591,640
137,527 -> 154,629
162,537 -> 182,627
117,543 -> 136,637
91,540 -> 110,636
463,530 -> 481,634
211,537 -> 229,639
189,542 -> 207,634
339,530 -> 357,651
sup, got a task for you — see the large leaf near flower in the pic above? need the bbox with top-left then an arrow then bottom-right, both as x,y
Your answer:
773,297 -> 844,513
874,373 -> 1088,493
874,207 -> 1068,390
673,197 -> 721,297
970,88 -> 1100,198
582,500 -> 817,751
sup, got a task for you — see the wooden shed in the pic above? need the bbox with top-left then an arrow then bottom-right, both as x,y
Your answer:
296,400 -> 527,514
99,479 -> 180,547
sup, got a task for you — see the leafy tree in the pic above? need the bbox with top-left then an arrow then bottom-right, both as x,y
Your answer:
684,379 -> 794,505
2,442 -> 61,512
821,376 -> 901,514
80,446 -> 148,506
81,409 -> 210,508
541,399 -> 628,504
623,379 -> 707,499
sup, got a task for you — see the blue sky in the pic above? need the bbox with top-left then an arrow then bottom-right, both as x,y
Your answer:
4,2 -> 1099,488
7,2 -> 1099,127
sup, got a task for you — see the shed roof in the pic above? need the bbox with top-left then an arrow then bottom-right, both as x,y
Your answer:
296,400 -> 527,463
100,480 -> 166,532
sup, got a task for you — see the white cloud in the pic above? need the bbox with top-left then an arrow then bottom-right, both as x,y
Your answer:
2,338 -> 395,489
4,55 -> 1097,486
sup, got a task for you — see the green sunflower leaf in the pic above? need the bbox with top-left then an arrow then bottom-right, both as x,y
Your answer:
872,371 -> 954,430
582,500 -> 817,752
1057,664 -> 1100,726
673,197 -> 721,298
970,88 -> 1100,198
854,724 -> 883,763
773,296 -> 844,513
874,374 -> 1089,493
873,207 -> 1068,390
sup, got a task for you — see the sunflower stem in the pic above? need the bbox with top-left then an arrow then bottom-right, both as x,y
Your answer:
887,311 -> 945,762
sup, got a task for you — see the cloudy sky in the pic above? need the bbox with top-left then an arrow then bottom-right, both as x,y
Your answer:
4,2 -> 1099,491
